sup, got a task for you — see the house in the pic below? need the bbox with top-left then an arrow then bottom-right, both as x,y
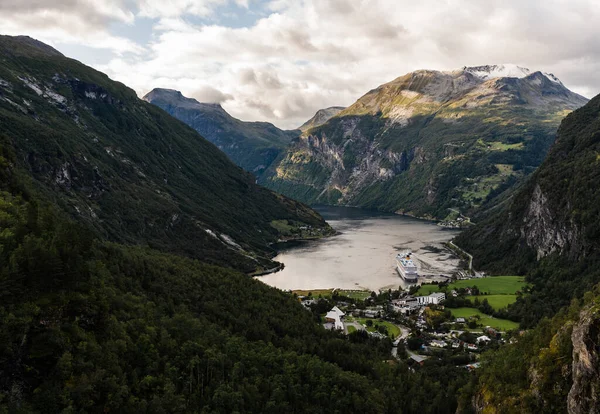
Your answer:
364,309 -> 379,318
325,306 -> 345,330
465,362 -> 481,371
455,317 -> 466,323
477,335 -> 491,343
429,340 -> 447,348
410,354 -> 428,365
415,292 -> 446,305
466,343 -> 478,351
451,340 -> 461,349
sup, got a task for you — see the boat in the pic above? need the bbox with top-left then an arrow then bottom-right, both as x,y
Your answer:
396,251 -> 418,282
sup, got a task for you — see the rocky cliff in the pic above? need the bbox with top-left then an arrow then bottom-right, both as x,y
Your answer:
143,88 -> 296,176
263,66 -> 588,220
568,304 -> 600,413
468,294 -> 600,413
457,92 -> 600,272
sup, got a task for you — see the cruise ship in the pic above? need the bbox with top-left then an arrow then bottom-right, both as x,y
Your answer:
396,251 -> 418,282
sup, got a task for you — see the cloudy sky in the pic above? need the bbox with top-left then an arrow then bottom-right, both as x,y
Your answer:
2,0 -> 599,128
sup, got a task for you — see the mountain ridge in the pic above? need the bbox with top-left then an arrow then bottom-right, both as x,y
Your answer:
263,66 -> 588,219
144,88 -> 297,175
0,35 -> 331,274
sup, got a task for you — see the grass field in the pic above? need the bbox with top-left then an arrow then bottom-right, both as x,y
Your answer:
417,276 -> 528,296
450,308 -> 519,331
346,325 -> 357,334
448,276 -> 528,294
339,290 -> 372,300
292,289 -> 333,298
356,318 -> 401,338
415,284 -> 441,296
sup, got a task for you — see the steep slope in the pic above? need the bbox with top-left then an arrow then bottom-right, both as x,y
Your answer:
0,35 -> 331,273
455,92 -> 600,324
143,88 -> 296,176
461,290 -> 600,413
264,65 -> 588,219
0,99 -> 468,413
299,106 -> 345,132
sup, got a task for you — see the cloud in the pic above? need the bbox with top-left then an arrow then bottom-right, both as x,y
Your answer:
190,85 -> 234,103
3,0 -> 600,128
0,0 -> 142,54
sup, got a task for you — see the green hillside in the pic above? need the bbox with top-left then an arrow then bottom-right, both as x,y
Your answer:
0,35 -> 331,273
456,92 -> 600,326
144,88 -> 297,176
0,35 -> 470,413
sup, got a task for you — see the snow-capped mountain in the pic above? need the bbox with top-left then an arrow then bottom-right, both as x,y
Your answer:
463,64 -> 563,85
264,65 -> 588,220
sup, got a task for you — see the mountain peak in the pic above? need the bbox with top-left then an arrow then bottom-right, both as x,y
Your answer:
299,106 -> 345,131
462,64 -> 532,80
143,88 -> 224,111
0,35 -> 64,57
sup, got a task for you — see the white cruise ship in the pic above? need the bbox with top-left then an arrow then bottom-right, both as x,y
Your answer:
396,252 -> 418,282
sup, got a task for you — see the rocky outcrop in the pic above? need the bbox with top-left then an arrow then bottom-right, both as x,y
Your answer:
299,106 -> 345,132
568,305 -> 600,414
522,184 -> 580,259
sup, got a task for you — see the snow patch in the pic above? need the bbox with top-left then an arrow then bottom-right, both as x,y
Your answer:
19,76 -> 67,105
45,90 -> 66,104
463,64 -> 531,80
20,77 -> 43,95
0,79 -> 10,88
543,72 -> 563,85
220,233 -> 242,250
85,91 -> 97,99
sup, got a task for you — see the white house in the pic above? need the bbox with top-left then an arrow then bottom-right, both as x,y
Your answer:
325,306 -> 345,330
477,335 -> 491,343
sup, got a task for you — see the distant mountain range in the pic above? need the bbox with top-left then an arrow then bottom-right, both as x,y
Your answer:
143,88 -> 298,176
261,65 -> 588,219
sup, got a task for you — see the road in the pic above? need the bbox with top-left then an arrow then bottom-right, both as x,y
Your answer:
449,240 -> 473,272
391,324 -> 411,358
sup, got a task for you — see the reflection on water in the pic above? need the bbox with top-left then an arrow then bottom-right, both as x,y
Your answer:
257,206 -> 462,291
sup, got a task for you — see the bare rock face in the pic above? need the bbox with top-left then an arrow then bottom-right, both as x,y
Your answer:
521,184 -> 578,259
568,306 -> 600,414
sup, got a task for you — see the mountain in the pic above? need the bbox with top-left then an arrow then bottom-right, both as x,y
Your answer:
299,106 -> 345,132
143,88 -> 296,176
0,35 -> 471,413
262,65 -> 588,220
454,94 -> 600,412
455,92 -> 600,325
0,35 -> 332,274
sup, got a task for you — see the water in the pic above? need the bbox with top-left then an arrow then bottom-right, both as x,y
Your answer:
257,206 -> 462,291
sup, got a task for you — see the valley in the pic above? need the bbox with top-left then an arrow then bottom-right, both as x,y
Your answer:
1,16 -> 600,412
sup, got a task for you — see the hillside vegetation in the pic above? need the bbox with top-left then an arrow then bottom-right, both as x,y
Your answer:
0,35 -> 470,413
0,36 -> 331,274
144,88 -> 297,177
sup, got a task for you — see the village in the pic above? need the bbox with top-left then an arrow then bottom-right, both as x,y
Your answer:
294,278 -> 526,370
